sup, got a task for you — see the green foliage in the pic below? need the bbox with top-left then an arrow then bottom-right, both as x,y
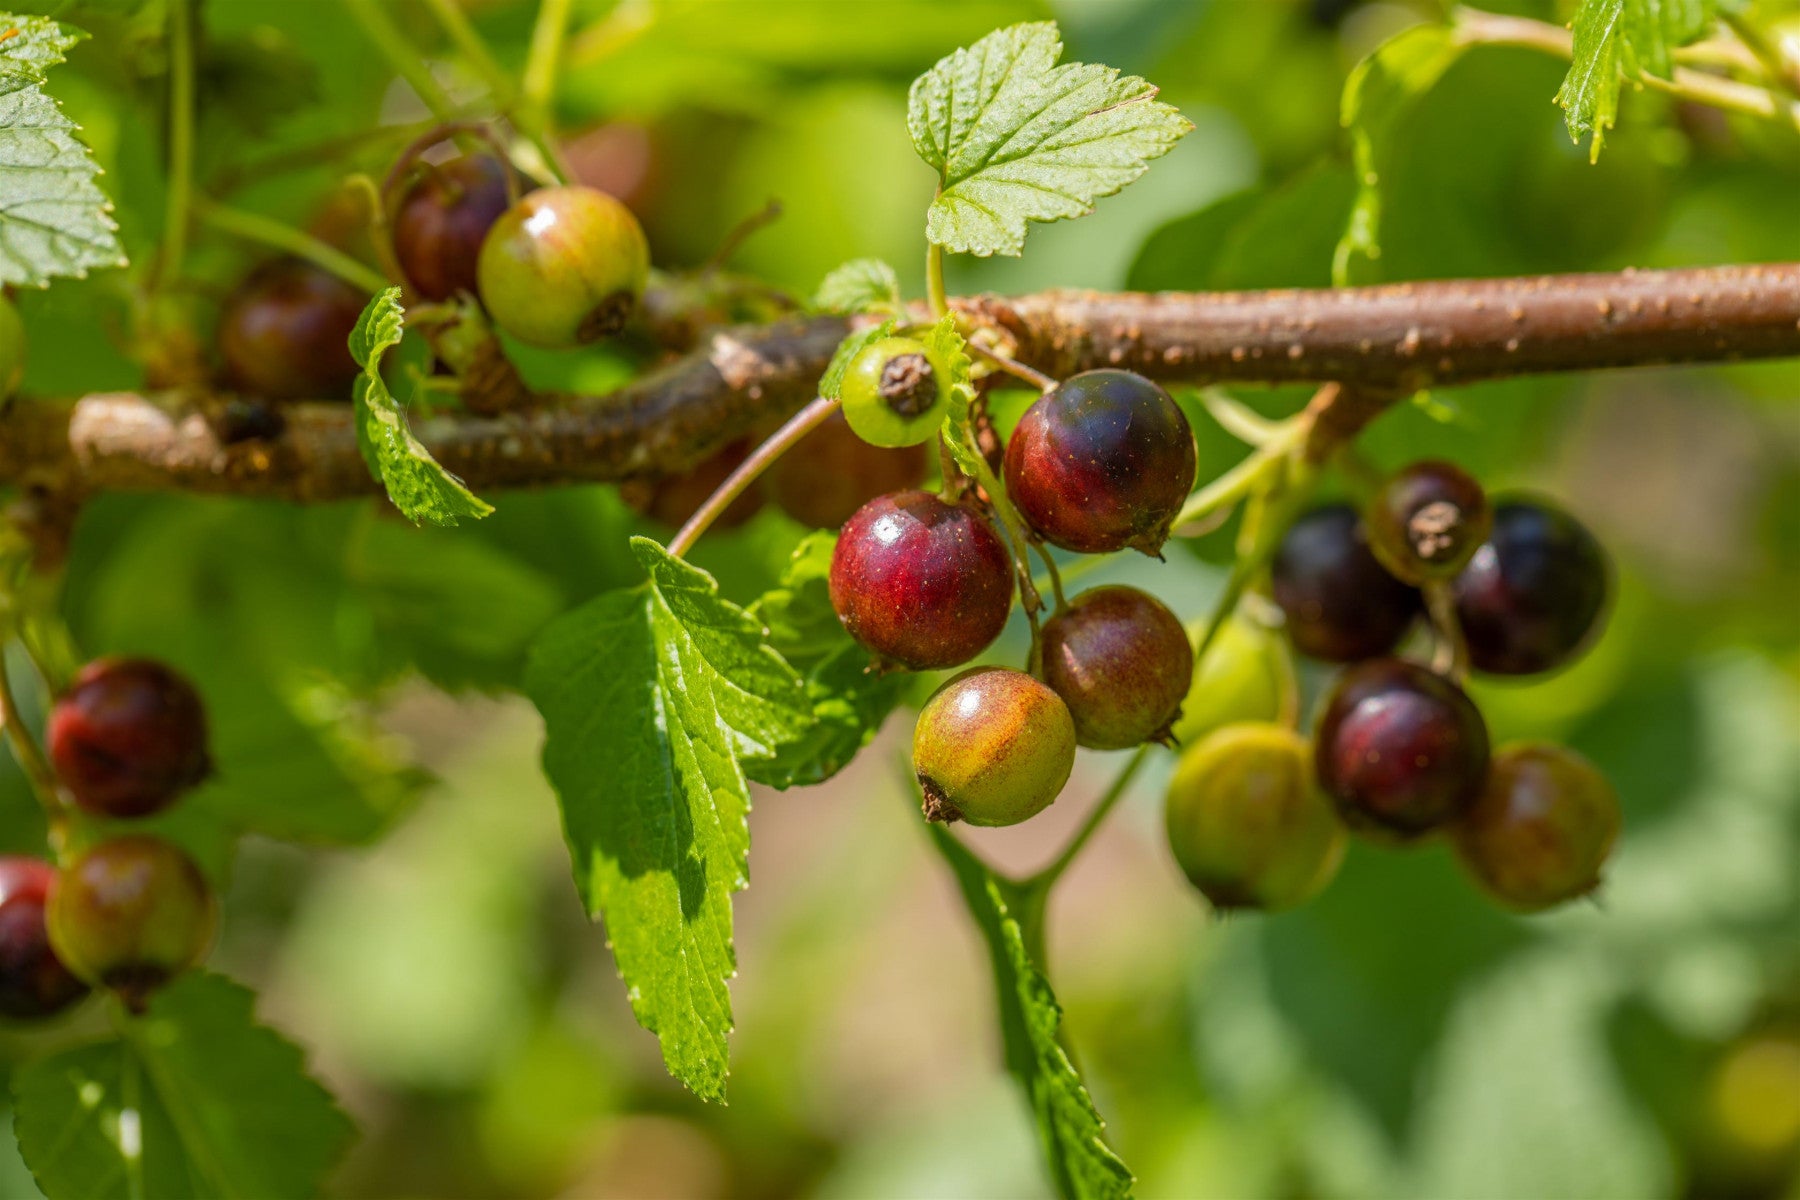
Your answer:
1557,0 -> 1717,158
907,21 -> 1191,256
524,538 -> 810,1101
0,14 -> 127,286
11,973 -> 354,1200
348,289 -> 493,528
925,312 -> 983,481
812,258 -> 903,315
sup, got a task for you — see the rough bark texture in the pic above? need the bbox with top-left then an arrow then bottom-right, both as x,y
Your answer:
2,264 -> 1796,502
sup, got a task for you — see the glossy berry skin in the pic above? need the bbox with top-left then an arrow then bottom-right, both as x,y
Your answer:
47,837 -> 216,1002
1272,504 -> 1421,663
0,294 -> 25,400
621,441 -> 764,531
829,490 -> 1014,670
218,258 -> 368,401
1452,499 -> 1610,676
1314,657 -> 1490,838
1366,459 -> 1492,584
1040,586 -> 1192,750
392,154 -> 515,302
1004,370 -> 1197,555
767,409 -> 929,530
477,185 -> 649,348
0,858 -> 88,1020
913,667 -> 1076,827
1165,724 -> 1345,912
1452,743 -> 1620,912
48,658 -> 210,819
840,337 -> 952,448
1169,612 -> 1297,747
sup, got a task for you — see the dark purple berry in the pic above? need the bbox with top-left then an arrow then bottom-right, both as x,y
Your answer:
1452,742 -> 1620,911
1452,498 -> 1610,676
1272,504 -> 1421,662
1039,585 -> 1193,749
392,154 -> 516,302
0,858 -> 88,1020
1366,459 -> 1492,584
48,658 -> 211,819
218,258 -> 368,401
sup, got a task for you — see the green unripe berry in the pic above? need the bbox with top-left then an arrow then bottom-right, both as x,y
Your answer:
0,295 -> 25,400
1165,723 -> 1346,912
1168,612 -> 1297,747
840,336 -> 951,447
476,185 -> 650,349
913,667 -> 1076,827
47,836 -> 216,1007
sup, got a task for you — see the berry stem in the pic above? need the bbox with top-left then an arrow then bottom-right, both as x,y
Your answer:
342,0 -> 459,121
667,396 -> 840,558
703,200 -> 785,273
1423,579 -> 1471,681
153,0 -> 196,293
1034,544 -> 1068,612
518,0 -> 577,184
1026,745 -> 1152,891
969,342 -> 1056,392
1719,9 -> 1800,98
926,236 -> 948,320
194,201 -> 390,295
1199,388 -> 1286,445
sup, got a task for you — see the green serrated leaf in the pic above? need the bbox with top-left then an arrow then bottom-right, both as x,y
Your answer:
818,318 -> 897,399
1334,24 -> 1465,286
1555,0 -> 1715,159
12,972 -> 355,1200
524,538 -> 811,1100
928,827 -> 1134,1200
0,15 -> 128,287
907,21 -> 1191,257
348,288 -> 494,527
923,313 -> 983,480
812,258 -> 902,314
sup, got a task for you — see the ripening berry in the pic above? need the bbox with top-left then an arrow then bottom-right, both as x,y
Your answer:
47,837 -> 216,1004
1039,586 -> 1192,750
1168,612 -> 1298,747
1272,504 -> 1421,662
1365,459 -> 1492,584
1314,657 -> 1490,838
767,410 -> 930,530
1452,742 -> 1620,911
218,258 -> 368,401
0,858 -> 88,1020
1452,498 -> 1610,676
829,490 -> 1014,670
0,294 -> 26,400
1164,723 -> 1346,912
48,658 -> 211,819
1003,369 -> 1198,555
913,667 -> 1076,827
393,154 -> 517,302
839,337 -> 952,448
477,185 -> 650,348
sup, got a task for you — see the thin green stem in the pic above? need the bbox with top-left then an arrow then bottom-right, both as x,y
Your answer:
423,0 -> 515,102
1170,419 -> 1304,530
669,397 -> 839,557
1035,543 -> 1068,611
196,201 -> 389,295
1200,387 -> 1284,445
1027,745 -> 1151,890
522,0 -> 573,125
1424,579 -> 1470,682
343,0 -> 457,119
926,237 -> 948,319
969,341 -> 1055,392
155,0 -> 196,291
1721,9 -> 1800,98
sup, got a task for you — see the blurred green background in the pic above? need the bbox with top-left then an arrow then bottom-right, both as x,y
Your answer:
2,0 -> 1799,1196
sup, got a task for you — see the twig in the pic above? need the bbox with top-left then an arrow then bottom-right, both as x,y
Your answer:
668,396 -> 838,557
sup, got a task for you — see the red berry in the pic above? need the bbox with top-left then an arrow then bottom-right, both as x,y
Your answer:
392,154 -> 516,302
1003,369 -> 1197,555
1272,504 -> 1421,662
1452,498 -> 1610,676
913,667 -> 1076,826
829,490 -> 1014,670
1314,657 -> 1490,838
621,440 -> 764,531
0,858 -> 88,1020
48,658 -> 210,819
46,836 -> 216,1004
1452,743 -> 1620,911
218,258 -> 368,401
767,410 -> 930,530
1365,459 -> 1492,584
1039,585 -> 1193,749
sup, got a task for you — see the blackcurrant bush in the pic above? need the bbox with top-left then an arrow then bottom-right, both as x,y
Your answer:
48,657 -> 211,819
392,154 -> 516,302
1003,369 -> 1197,555
47,836 -> 216,1002
1168,611 -> 1298,747
1452,742 -> 1620,911
829,490 -> 1014,670
840,337 -> 951,448
477,185 -> 650,348
1452,498 -> 1610,676
0,857 -> 88,1020
621,441 -> 764,531
913,667 -> 1076,827
218,258 -> 368,401
767,409 -> 930,530
1272,504 -> 1421,662
1314,657 -> 1490,838
1164,723 -> 1346,912
0,294 -> 25,400
1366,459 -> 1491,584
1039,585 -> 1192,750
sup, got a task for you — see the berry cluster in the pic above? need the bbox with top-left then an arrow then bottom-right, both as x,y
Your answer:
1167,462 -> 1620,915
0,658 -> 217,1019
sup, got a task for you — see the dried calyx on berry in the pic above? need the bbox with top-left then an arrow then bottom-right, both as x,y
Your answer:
1366,459 -> 1492,584
1039,585 -> 1192,750
840,336 -> 951,448
48,658 -> 211,819
913,667 -> 1076,827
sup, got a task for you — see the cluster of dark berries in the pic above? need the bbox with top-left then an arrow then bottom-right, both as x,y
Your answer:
1166,461 -> 1621,915
1,659 -> 217,1020
821,359 -> 1199,827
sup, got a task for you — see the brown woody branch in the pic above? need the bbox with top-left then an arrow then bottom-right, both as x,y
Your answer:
2,264 -> 1797,502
